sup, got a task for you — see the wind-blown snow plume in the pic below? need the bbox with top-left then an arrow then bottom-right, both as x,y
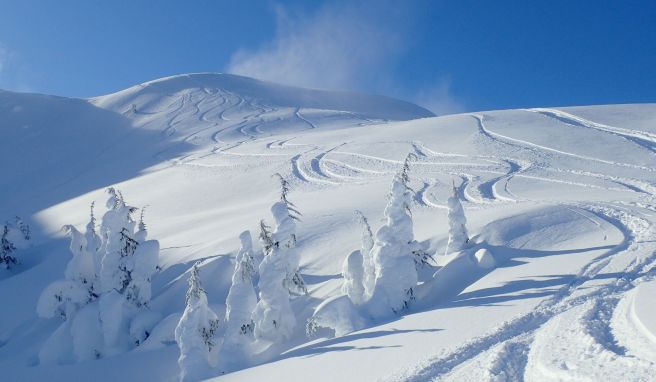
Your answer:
227,3 -> 403,91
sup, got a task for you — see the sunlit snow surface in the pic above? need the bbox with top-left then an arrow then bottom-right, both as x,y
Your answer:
1,74 -> 655,381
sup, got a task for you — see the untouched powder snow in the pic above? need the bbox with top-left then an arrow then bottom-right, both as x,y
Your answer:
0,73 -> 656,381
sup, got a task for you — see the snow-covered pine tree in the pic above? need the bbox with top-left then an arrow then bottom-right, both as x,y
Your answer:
0,223 -> 17,269
97,188 -> 160,350
85,202 -> 103,284
444,180 -> 469,255
251,237 -> 297,342
175,262 -> 220,382
124,206 -> 160,308
15,216 -> 30,241
134,206 -> 148,243
271,173 -> 306,295
366,154 -> 419,317
257,219 -> 273,268
63,224 -> 98,291
37,224 -> 97,320
224,231 -> 257,352
342,250 -> 366,305
354,210 -> 375,298
99,188 -> 138,295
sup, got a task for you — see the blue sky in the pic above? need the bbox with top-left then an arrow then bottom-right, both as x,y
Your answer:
0,0 -> 654,114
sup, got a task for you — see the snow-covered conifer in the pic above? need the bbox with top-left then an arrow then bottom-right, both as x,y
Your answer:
37,279 -> 92,320
257,219 -> 273,267
124,207 -> 160,308
15,216 -> 30,241
444,181 -> 469,255
0,224 -> 17,269
85,202 -> 103,280
175,263 -> 220,382
134,206 -> 148,243
224,231 -> 257,351
99,188 -> 138,295
63,224 -> 97,290
342,250 -> 365,305
251,241 -> 296,342
354,210 -> 375,298
270,174 -> 306,295
37,221 -> 99,320
366,156 -> 418,317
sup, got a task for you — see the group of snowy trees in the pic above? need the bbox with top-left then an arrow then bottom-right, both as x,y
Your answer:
175,174 -> 306,381
37,188 -> 160,363
0,216 -> 31,269
310,154 -> 471,335
173,157 -> 473,380
32,155 -> 472,379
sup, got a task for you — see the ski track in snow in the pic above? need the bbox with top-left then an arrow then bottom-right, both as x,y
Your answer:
527,108 -> 656,154
385,110 -> 656,382
390,201 -> 656,382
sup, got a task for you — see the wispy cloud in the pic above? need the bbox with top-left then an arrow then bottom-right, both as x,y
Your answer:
226,2 -> 464,116
227,3 -> 403,91
413,79 -> 466,116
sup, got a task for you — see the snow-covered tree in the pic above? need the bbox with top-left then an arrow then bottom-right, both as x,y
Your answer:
251,189 -> 304,342
175,263 -> 220,382
224,231 -> 257,352
134,207 -> 148,243
0,224 -> 18,269
62,224 -> 98,292
251,241 -> 296,342
257,219 -> 273,267
444,181 -> 469,255
37,279 -> 93,320
38,190 -> 160,362
37,205 -> 101,321
124,207 -> 160,308
270,173 -> 306,295
99,188 -> 138,295
342,250 -> 366,305
84,203 -> 103,279
97,189 -> 159,308
14,216 -> 31,242
366,157 -> 418,317
354,210 -> 375,298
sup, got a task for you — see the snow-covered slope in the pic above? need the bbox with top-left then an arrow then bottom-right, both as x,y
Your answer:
1,74 -> 655,381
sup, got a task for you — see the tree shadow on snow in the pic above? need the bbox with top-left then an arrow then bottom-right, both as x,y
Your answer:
279,328 -> 441,360
414,242 -> 618,312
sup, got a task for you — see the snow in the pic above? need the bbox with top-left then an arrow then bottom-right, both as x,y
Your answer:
1,72 -> 656,381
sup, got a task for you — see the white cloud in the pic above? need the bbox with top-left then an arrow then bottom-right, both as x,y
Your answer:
226,3 -> 403,91
226,2 -> 466,115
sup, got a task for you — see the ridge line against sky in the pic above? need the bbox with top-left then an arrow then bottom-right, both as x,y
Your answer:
0,0 -> 654,114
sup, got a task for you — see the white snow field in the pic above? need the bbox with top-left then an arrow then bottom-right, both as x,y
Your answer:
1,73 -> 655,381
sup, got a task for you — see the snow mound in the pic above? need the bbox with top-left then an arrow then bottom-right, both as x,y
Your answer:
92,73 -> 434,121
474,248 -> 495,269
